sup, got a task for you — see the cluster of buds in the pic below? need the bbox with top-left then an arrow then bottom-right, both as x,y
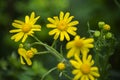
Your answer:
94,21 -> 112,39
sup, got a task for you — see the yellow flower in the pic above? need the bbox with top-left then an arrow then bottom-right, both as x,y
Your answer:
70,55 -> 100,80
57,62 -> 66,70
47,11 -> 79,41
66,35 -> 94,58
9,12 -> 41,43
18,44 -> 37,65
103,24 -> 110,31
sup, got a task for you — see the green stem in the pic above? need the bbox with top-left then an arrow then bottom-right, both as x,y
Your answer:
41,67 -> 57,80
32,36 -> 65,61
62,72 -> 72,80
51,39 -> 57,47
36,51 -> 50,55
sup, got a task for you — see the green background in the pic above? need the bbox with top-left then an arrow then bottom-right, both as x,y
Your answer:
0,0 -> 120,80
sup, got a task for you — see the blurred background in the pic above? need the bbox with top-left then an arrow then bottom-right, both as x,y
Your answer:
0,0 -> 120,80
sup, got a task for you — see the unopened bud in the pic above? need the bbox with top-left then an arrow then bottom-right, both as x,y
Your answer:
105,32 -> 112,39
98,21 -> 105,29
94,31 -> 100,37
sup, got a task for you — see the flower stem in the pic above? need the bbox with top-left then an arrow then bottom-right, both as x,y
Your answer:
32,35 -> 65,61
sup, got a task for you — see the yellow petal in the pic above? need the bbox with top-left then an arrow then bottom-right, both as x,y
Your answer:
32,25 -> 41,29
90,67 -> 98,71
84,44 -> 94,48
64,12 -> 70,20
88,74 -> 95,80
67,47 -> 76,58
60,11 -> 64,20
68,21 -> 79,26
63,31 -> 70,41
49,29 -> 59,35
47,17 -> 55,23
12,23 -> 22,28
25,15 -> 29,23
73,72 -> 82,80
9,29 -> 21,33
25,57 -> 32,65
14,32 -> 24,42
72,70 -> 80,74
30,12 -> 35,21
54,31 -> 60,40
53,16 -> 59,22
22,34 -> 28,43
91,72 -> 100,77
84,38 -> 94,44
66,41 -> 74,49
30,16 -> 40,25
89,60 -> 94,66
70,60 -> 80,69
60,31 -> 64,41
66,16 -> 74,23
18,47 -> 26,56
67,29 -> 76,36
47,24 -> 56,28
74,54 -> 82,65
87,55 -> 92,62
74,35 -> 80,40
11,32 -> 24,42
14,20 -> 24,25
20,56 -> 25,65
31,48 -> 37,53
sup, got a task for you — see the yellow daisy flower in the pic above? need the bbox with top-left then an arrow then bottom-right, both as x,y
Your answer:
18,44 -> 37,65
66,35 -> 94,58
9,12 -> 41,43
47,11 -> 79,41
57,62 -> 66,70
70,55 -> 100,80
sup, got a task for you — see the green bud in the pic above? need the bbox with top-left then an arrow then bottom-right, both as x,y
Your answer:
98,21 -> 105,29
105,32 -> 112,39
94,31 -> 100,37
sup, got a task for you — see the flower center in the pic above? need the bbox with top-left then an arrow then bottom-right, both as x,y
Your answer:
75,39 -> 83,47
80,64 -> 90,74
22,24 -> 31,33
57,21 -> 67,31
26,50 -> 34,58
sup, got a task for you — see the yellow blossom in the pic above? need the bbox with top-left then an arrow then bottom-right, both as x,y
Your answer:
57,62 -> 66,70
103,24 -> 110,31
66,35 -> 94,58
46,11 -> 79,41
18,44 -> 37,65
9,12 -> 41,43
70,55 -> 100,80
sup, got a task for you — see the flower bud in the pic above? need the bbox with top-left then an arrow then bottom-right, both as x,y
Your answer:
57,62 -> 65,70
103,24 -> 110,31
105,32 -> 112,39
94,31 -> 100,37
98,21 -> 105,29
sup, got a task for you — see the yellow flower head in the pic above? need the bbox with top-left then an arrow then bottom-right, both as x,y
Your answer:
57,62 -> 66,70
47,11 -> 79,41
70,55 -> 100,80
18,44 -> 37,65
9,12 -> 41,43
103,24 -> 110,31
66,35 -> 94,58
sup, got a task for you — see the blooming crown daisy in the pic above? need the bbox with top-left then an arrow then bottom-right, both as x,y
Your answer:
66,35 -> 94,58
70,55 -> 100,80
47,11 -> 79,41
9,12 -> 41,43
18,44 -> 37,65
